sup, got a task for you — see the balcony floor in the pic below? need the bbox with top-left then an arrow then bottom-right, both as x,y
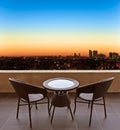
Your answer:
0,93 -> 120,130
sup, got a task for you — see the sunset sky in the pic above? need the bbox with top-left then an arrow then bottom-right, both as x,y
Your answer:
0,0 -> 120,57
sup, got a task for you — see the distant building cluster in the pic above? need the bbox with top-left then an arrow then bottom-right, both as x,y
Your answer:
89,50 -> 119,60
109,52 -> 119,59
89,50 -> 99,58
0,50 -> 120,70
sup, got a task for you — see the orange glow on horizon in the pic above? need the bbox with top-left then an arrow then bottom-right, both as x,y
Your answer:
0,31 -> 120,57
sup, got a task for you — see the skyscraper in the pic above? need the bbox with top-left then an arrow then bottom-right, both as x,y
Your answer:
93,50 -> 98,58
89,50 -> 92,58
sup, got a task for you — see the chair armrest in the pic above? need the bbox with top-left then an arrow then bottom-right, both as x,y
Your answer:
25,83 -> 47,96
76,83 -> 96,96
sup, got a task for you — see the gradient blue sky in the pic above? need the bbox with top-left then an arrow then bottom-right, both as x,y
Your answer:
0,0 -> 120,56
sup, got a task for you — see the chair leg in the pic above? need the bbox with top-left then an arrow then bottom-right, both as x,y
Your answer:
47,97 -> 50,116
103,96 -> 107,118
16,97 -> 20,119
68,105 -> 74,120
49,104 -> 52,112
73,96 -> 77,114
28,103 -> 32,128
51,106 -> 55,124
35,102 -> 38,109
89,101 -> 94,126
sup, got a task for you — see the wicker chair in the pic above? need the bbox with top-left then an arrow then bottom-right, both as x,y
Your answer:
73,77 -> 114,126
9,78 -> 50,128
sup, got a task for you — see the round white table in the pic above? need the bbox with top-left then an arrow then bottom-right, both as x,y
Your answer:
43,77 -> 79,123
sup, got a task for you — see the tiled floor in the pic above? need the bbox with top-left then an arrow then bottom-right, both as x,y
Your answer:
0,93 -> 120,130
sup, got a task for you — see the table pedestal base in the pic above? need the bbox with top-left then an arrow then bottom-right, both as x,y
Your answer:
50,92 -> 74,123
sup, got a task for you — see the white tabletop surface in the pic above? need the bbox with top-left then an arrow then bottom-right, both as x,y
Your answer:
43,77 -> 79,91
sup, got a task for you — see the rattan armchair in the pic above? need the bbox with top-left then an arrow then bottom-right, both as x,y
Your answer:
9,78 -> 50,128
74,77 -> 114,126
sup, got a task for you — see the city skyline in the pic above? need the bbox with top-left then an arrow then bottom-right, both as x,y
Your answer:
0,49 -> 119,58
0,0 -> 120,56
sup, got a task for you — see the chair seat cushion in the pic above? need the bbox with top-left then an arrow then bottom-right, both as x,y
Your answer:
79,93 -> 93,101
28,94 -> 44,102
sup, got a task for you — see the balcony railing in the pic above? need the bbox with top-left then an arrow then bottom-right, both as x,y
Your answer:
0,70 -> 120,93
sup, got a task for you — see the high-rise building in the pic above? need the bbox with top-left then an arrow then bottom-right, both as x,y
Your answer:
93,50 -> 98,58
74,53 -> 77,57
89,50 -> 92,58
109,52 -> 119,59
109,52 -> 113,58
112,52 -> 119,59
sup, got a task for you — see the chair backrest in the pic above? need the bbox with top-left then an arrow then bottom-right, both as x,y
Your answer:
93,77 -> 114,100
9,78 -> 29,101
